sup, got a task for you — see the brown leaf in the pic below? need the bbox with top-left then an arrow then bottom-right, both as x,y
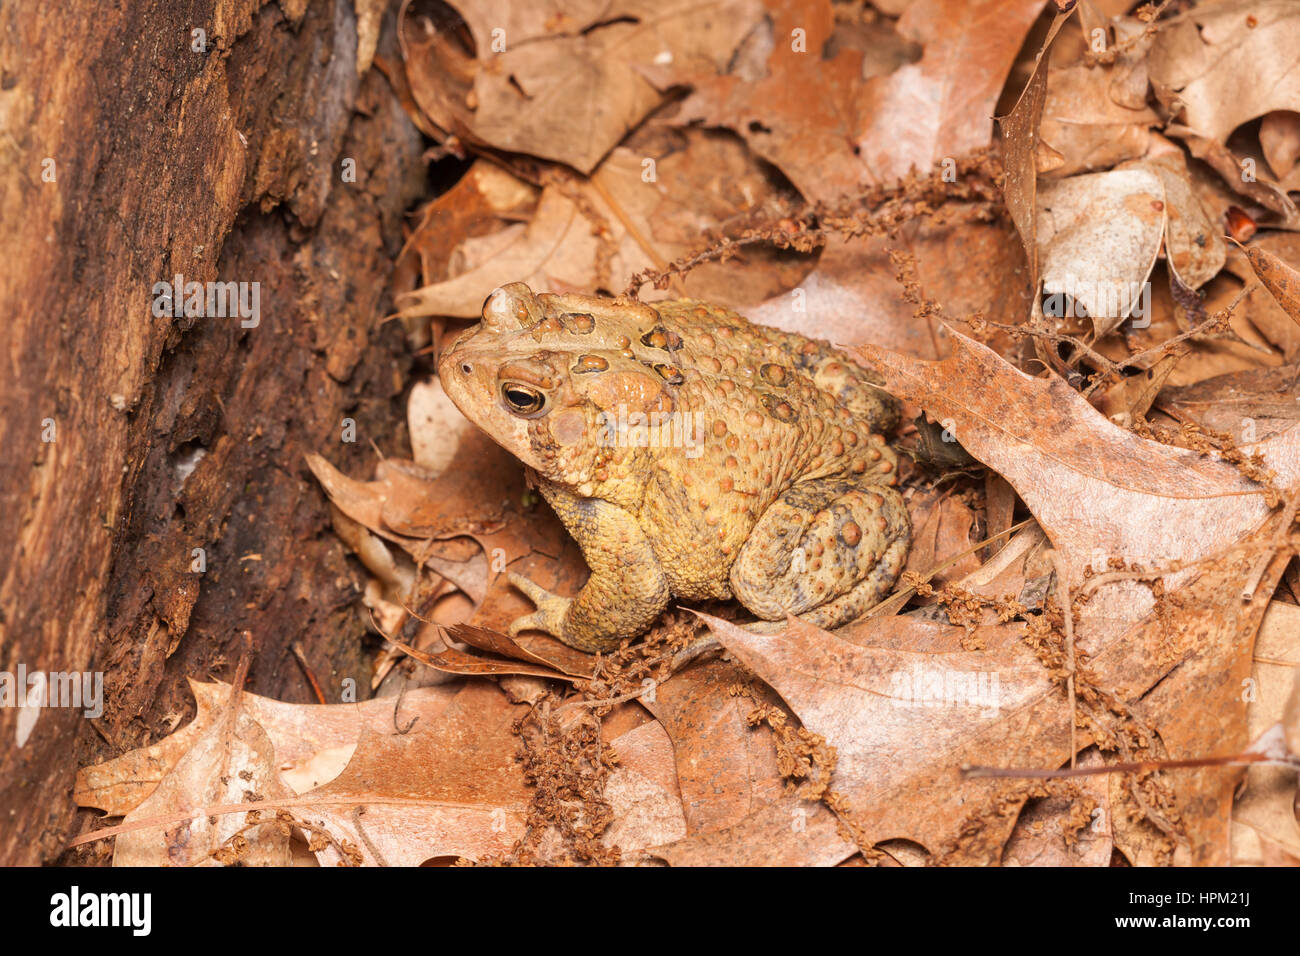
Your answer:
1036,166 -> 1164,336
445,621 -> 592,678
1261,110 -> 1300,181
640,658 -> 788,833
394,186 -> 613,319
1231,601 -> 1300,862
77,679 -> 694,866
853,334 -> 1300,864
1223,234 -> 1300,359
1141,149 -> 1226,291
984,472 -> 1019,558
388,634 -> 576,682
995,7 -> 1070,288
393,161 -> 537,305
75,684 -> 224,816
307,445 -> 514,542
1107,15 -> 1157,112
590,128 -> 813,308
1148,0 -> 1300,144
746,218 -> 1029,358
674,0 -> 884,204
602,721 -> 688,852
901,489 -> 981,588
1174,129 -> 1300,227
700,510 -> 1291,865
1158,365 -> 1300,441
1096,261 -> 1277,390
399,0 -> 763,173
75,681 -> 463,815
1114,532 -> 1290,865
1093,352 -> 1180,426
639,654 -> 859,865
858,333 -> 1297,600
857,0 -> 1047,183
1238,239 -> 1300,327
693,611 -> 1057,863
299,681 -> 532,865
1039,63 -> 1156,180
111,708 -> 294,867
396,127 -> 812,322
1001,748 -> 1112,866
648,795 -> 853,866
680,0 -> 1043,201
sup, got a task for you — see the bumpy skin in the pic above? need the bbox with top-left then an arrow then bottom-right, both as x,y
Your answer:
438,283 -> 910,652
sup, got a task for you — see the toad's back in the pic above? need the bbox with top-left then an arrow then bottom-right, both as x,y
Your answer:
633,298 -> 903,597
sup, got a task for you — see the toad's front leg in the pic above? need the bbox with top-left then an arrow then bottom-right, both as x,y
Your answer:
509,481 -> 671,653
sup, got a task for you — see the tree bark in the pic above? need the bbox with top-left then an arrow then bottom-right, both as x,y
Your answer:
0,0 -> 426,864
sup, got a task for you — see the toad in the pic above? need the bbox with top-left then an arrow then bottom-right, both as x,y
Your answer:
439,283 -> 910,652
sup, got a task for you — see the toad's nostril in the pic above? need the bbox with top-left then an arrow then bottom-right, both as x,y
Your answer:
460,362 -> 473,374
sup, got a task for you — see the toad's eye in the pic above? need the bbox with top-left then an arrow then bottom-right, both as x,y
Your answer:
501,382 -> 546,416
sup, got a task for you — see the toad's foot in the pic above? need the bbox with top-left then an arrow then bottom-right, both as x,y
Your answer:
507,572 -> 573,641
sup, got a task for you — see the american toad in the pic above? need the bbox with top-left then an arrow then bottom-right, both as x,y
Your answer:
439,283 -> 910,652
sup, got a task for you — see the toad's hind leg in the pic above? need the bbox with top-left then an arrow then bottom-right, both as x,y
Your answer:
729,479 -> 909,629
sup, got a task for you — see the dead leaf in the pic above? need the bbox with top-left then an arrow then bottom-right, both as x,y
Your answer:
112,707 -> 293,867
1173,128 -> 1300,227
639,658 -> 787,833
1115,533 -> 1290,865
693,611 -> 1055,863
995,6 -> 1071,288
1148,0 -> 1300,144
747,218 -> 1029,359
1231,601 -> 1300,863
438,621 -> 592,678
1261,110 -> 1300,181
75,682 -> 463,815
857,0 -> 1048,183
857,332 -> 1297,601
400,0 -> 763,173
674,0 -> 888,204
602,721 -> 688,853
292,680 -> 531,865
1141,150 -> 1226,291
680,0 -> 1043,201
1037,166 -> 1164,335
1158,365 -> 1300,441
393,160 -> 537,312
1039,64 -> 1157,180
1002,748 -> 1111,866
1238,239 -> 1300,327
395,185 -> 609,320
902,489 -> 981,587
1223,234 -> 1300,360
648,795 -> 854,866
